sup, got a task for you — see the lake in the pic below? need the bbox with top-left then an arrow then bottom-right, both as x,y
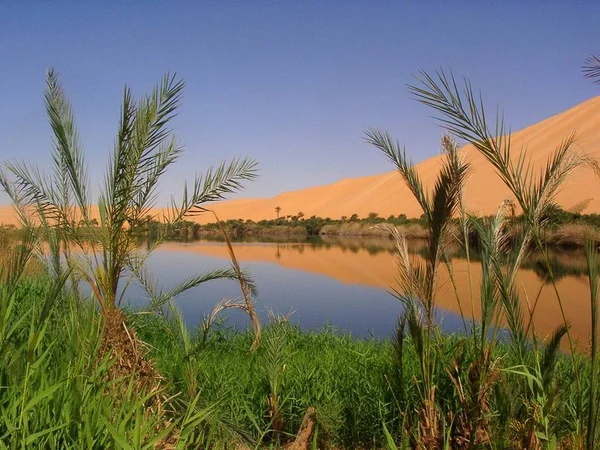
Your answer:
130,236 -> 594,347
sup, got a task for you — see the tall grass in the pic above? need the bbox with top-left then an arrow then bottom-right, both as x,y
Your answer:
0,249 -> 594,448
0,275 -> 249,448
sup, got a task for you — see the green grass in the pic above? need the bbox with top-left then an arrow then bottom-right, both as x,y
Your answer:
130,309 -> 590,449
135,314 -> 400,447
0,276 -> 220,449
0,270 -> 594,448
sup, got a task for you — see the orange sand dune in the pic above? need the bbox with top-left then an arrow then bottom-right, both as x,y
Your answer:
197,95 -> 600,222
1,96 -> 599,225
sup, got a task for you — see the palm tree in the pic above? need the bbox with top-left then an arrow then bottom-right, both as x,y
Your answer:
275,206 -> 281,219
0,70 -> 258,370
366,131 -> 470,447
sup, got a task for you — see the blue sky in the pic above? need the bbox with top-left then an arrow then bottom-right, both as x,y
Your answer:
0,2 -> 598,205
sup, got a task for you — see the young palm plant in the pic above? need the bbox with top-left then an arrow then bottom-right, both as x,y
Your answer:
365,131 -> 470,449
0,70 -> 258,387
406,69 -> 596,448
368,67 -> 597,448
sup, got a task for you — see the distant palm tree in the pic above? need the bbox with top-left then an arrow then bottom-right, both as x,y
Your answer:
275,206 -> 281,219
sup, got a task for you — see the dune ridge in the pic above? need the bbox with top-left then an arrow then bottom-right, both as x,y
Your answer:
1,96 -> 599,225
193,95 -> 600,222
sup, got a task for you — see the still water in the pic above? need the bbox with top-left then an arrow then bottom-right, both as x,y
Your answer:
129,237 -> 594,346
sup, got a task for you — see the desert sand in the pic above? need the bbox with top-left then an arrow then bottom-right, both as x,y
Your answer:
1,95 -> 599,225
192,95 -> 600,223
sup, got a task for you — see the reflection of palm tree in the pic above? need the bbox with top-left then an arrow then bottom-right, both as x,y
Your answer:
275,206 -> 281,219
275,243 -> 281,259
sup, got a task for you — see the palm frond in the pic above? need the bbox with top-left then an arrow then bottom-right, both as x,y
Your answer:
540,323 -> 569,392
427,143 -> 470,268
366,131 -> 469,310
45,69 -> 89,219
143,268 -> 246,311
495,265 -> 527,357
583,54 -> 600,84
532,132 -> 586,226
105,75 -> 184,231
0,169 -> 37,229
210,211 -> 261,351
410,70 -> 527,208
386,225 -> 428,306
409,70 -> 592,234
117,240 -> 165,307
4,161 -> 67,225
104,85 -> 136,226
468,213 -> 507,345
168,157 -> 258,222
364,128 -> 430,217
406,304 -> 424,364
409,70 -> 499,157
129,137 -> 182,222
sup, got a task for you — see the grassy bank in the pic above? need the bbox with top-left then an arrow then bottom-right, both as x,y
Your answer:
0,275 -> 590,448
135,313 -> 589,449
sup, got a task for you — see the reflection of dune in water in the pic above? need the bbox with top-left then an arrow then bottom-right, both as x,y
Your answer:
160,240 -> 594,348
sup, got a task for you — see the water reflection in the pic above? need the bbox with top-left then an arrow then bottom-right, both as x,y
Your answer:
149,237 -> 595,347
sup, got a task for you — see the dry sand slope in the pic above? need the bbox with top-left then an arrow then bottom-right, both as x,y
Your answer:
195,95 -> 600,223
0,95 -> 599,225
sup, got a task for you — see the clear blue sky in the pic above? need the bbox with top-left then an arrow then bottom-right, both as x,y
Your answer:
1,2 -> 598,205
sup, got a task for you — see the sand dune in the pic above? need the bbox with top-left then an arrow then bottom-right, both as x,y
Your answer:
1,96 -> 599,225
194,95 -> 600,223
